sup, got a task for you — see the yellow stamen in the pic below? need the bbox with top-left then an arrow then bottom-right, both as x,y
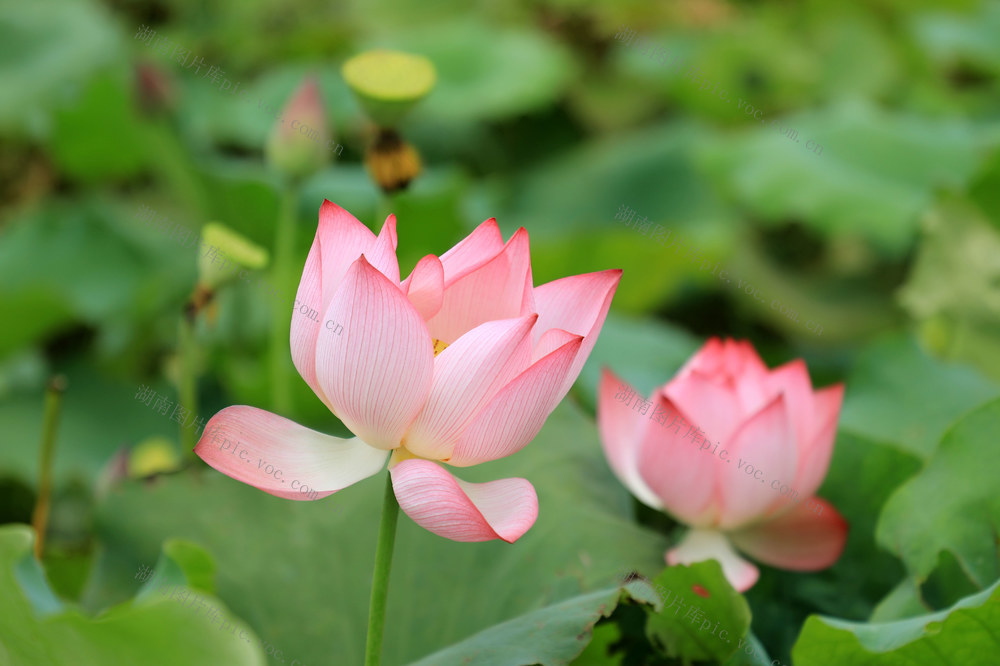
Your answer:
432,338 -> 449,357
388,447 -> 419,468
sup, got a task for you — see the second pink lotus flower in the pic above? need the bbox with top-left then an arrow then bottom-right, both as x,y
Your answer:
196,201 -> 620,543
598,338 -> 848,591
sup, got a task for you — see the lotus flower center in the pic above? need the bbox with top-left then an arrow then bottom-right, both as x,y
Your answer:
432,338 -> 449,357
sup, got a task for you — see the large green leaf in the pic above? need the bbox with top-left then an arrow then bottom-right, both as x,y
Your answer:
644,561 -> 752,663
0,525 -> 264,665
409,586 -> 623,666
0,0 -> 119,133
838,334 -> 998,460
698,100 -> 990,255
876,398 -> 1000,587
90,399 -> 670,665
791,581 -> 1000,665
899,198 -> 1000,381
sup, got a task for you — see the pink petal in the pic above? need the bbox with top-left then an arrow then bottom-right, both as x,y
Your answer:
315,256 -> 434,449
729,498 -> 848,570
405,315 -> 537,460
663,369 -> 744,446
390,459 -> 538,543
666,528 -> 759,592
426,228 -> 534,344
716,394 -> 798,529
437,217 -> 505,281
596,369 -> 664,510
448,332 -> 583,467
764,359 -> 814,447
677,337 -> 726,376
290,238 -> 332,410
194,406 -> 388,500
315,200 -> 379,306
793,383 -> 845,497
636,393 -> 722,525
365,213 -> 401,285
730,340 -> 771,413
532,269 -> 622,400
401,254 -> 445,320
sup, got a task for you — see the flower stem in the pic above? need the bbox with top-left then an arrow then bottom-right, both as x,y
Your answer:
178,306 -> 198,458
269,185 -> 298,414
364,473 -> 400,666
31,375 -> 67,559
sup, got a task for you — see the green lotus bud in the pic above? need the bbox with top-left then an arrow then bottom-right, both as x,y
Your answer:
197,222 -> 269,291
342,50 -> 436,128
265,77 -> 332,180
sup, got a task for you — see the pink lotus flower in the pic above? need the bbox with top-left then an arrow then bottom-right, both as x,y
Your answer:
598,338 -> 847,591
195,201 -> 620,543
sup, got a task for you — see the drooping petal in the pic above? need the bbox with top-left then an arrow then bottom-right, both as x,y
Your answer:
194,406 -> 388,500
448,333 -> 583,467
532,269 -> 622,401
636,393 -> 722,525
793,383 -> 845,497
316,256 -> 434,449
390,459 -> 538,543
666,528 -> 759,592
437,217 -> 505,281
729,498 -> 848,570
716,394 -> 798,529
290,238 -> 332,410
426,227 -> 534,344
405,315 -> 537,460
401,254 -> 445,320
596,368 -> 664,510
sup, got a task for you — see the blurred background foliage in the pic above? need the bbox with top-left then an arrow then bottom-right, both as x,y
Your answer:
2,0 -> 1000,663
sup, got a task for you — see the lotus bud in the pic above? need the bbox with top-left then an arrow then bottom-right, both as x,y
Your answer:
265,77 -> 331,181
196,222 -> 269,294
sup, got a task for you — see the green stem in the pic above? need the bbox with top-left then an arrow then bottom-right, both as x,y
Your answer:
364,473 -> 400,666
31,376 -> 67,559
178,309 -> 198,458
269,185 -> 298,414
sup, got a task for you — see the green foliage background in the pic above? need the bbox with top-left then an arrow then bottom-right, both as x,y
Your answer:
2,0 -> 1000,663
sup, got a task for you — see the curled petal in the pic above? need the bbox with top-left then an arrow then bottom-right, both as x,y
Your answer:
365,213 -> 401,285
729,498 -> 848,570
405,315 -> 536,460
532,269 -> 622,401
597,369 -> 664,510
194,406 -> 388,500
316,256 -> 434,449
667,528 -> 759,593
390,459 -> 538,543
449,333 -> 583,467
